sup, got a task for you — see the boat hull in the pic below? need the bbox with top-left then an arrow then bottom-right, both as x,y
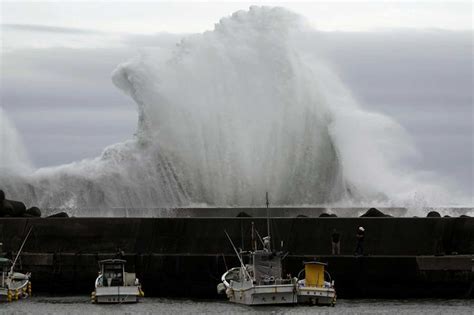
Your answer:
297,286 -> 336,306
95,286 -> 140,304
0,271 -> 31,303
228,284 -> 297,305
0,282 -> 30,302
0,289 -> 8,302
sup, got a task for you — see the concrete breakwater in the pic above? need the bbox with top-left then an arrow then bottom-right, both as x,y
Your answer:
0,190 -> 41,218
0,216 -> 473,298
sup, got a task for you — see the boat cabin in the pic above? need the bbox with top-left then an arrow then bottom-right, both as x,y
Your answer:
98,259 -> 126,287
303,261 -> 328,287
0,258 -> 11,287
253,251 -> 281,284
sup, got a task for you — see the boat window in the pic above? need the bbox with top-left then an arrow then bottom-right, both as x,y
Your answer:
102,263 -> 124,286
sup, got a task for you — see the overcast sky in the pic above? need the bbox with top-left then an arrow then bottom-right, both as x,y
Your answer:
2,1 -> 472,34
1,1 -> 473,196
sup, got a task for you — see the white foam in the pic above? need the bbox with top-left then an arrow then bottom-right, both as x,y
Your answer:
0,7 -> 468,210
0,107 -> 32,176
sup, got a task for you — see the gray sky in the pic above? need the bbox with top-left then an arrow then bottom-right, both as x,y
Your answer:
1,1 -> 473,196
2,1 -> 472,34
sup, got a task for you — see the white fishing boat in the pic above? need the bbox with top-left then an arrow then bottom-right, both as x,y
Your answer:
0,236 -> 33,303
218,244 -> 298,305
0,258 -> 31,302
91,259 -> 144,304
296,261 -> 336,306
217,193 -> 298,305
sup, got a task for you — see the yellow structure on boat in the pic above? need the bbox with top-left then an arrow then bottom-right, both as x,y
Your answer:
305,261 -> 325,287
296,261 -> 336,306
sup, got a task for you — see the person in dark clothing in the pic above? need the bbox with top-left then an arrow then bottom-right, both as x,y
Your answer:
331,228 -> 340,255
355,226 -> 365,256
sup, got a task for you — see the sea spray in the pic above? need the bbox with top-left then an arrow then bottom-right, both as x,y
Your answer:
0,7 -> 458,210
0,107 -> 32,176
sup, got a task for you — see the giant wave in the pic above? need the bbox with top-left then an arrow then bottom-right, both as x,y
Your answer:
0,7 -> 457,211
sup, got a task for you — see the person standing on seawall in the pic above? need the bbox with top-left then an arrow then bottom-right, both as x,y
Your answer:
355,226 -> 365,256
331,228 -> 340,255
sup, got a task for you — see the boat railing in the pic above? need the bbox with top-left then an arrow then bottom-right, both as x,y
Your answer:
95,275 -> 103,288
296,268 -> 335,288
256,276 -> 293,286
276,278 -> 293,285
324,270 -> 332,284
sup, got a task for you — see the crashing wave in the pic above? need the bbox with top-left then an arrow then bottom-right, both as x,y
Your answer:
0,6 -> 458,210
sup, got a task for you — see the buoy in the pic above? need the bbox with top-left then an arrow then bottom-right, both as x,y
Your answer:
91,291 -> 96,303
15,289 -> 19,300
7,290 -> 12,302
28,282 -> 32,296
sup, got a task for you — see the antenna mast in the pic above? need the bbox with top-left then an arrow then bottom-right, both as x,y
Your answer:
10,226 -> 33,276
266,192 -> 270,240
224,230 -> 252,280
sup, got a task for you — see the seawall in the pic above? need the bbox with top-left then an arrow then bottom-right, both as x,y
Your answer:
1,216 -> 473,298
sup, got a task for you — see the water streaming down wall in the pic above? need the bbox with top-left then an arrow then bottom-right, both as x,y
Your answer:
0,7 -> 456,211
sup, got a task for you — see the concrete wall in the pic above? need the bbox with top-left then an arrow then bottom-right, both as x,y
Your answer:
0,217 -> 472,298
1,217 -> 472,255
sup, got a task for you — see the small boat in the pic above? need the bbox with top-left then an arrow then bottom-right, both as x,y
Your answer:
218,241 -> 298,305
91,259 -> 144,304
1,238 -> 32,303
1,258 -> 32,302
217,193 -> 297,305
296,261 -> 336,306
0,229 -> 33,303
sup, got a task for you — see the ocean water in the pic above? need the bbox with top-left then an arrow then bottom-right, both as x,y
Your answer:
1,296 -> 472,315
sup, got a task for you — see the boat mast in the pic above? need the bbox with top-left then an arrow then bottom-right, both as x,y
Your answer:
10,226 -> 33,276
266,192 -> 270,240
251,222 -> 256,251
224,231 -> 252,280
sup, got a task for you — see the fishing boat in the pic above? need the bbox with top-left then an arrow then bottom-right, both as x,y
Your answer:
217,193 -> 298,305
91,259 -> 144,304
296,261 -> 336,306
0,258 -> 32,302
218,241 -> 298,305
0,235 -> 33,303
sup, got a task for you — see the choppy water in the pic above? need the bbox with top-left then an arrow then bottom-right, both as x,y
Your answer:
1,296 -> 472,314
